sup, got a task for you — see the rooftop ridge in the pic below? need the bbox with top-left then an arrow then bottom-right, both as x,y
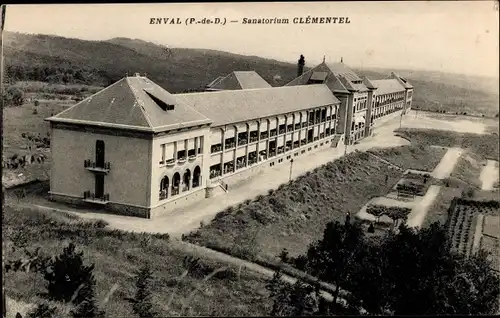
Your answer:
126,77 -> 154,128
175,83 -> 329,96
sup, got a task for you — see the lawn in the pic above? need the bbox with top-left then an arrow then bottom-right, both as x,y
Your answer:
184,151 -> 404,264
395,128 -> 499,160
450,151 -> 484,188
368,144 -> 447,172
2,205 -> 273,317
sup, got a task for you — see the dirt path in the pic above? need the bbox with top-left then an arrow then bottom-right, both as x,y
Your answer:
406,185 -> 442,228
480,160 -> 499,190
431,147 -> 463,180
471,214 -> 484,255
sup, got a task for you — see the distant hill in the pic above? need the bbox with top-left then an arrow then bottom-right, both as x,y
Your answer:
4,31 -> 499,117
3,32 -> 298,92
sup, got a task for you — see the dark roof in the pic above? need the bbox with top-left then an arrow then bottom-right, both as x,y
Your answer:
361,76 -> 377,90
206,71 -> 272,90
391,72 -> 414,89
325,62 -> 362,82
174,84 -> 341,127
47,76 -> 211,132
286,61 -> 367,93
372,79 -> 406,95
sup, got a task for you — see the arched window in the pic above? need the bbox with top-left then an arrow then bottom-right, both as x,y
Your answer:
172,172 -> 181,196
183,169 -> 191,191
193,166 -> 201,188
159,176 -> 169,200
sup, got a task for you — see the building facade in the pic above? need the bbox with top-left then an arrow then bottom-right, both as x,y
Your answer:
46,58 -> 413,218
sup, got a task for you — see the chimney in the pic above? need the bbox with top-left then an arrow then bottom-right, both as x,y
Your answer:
297,54 -> 305,77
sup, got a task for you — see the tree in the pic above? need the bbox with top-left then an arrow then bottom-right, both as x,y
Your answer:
43,243 -> 96,305
265,270 -> 319,316
129,264 -> 157,317
278,221 -> 500,316
5,86 -> 25,106
70,280 -> 104,318
302,221 -> 365,305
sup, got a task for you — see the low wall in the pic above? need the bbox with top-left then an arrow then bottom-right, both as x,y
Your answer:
49,192 -> 150,218
150,187 -> 206,218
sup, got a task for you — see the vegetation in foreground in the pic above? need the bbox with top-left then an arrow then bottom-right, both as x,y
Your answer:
268,219 -> 500,315
2,205 -> 272,317
395,128 -> 499,160
184,151 -> 405,264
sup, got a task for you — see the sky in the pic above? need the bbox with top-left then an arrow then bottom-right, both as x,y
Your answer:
4,1 -> 499,78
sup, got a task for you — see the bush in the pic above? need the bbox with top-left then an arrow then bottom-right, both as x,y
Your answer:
129,264 -> 157,317
34,100 -> 40,107
27,302 -> 57,318
44,243 -> 96,305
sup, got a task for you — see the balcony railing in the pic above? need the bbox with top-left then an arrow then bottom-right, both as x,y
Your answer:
225,142 -> 235,149
83,191 -> 109,204
171,186 -> 180,196
159,189 -> 168,200
177,156 -> 187,163
84,160 -> 110,174
249,136 -> 258,143
210,170 -> 221,179
188,155 -> 197,161
166,158 -> 176,167
238,139 -> 248,146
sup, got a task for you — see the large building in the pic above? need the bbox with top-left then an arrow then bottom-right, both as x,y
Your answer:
46,57 -> 413,218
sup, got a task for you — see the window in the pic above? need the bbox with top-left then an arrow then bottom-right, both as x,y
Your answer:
160,144 -> 166,164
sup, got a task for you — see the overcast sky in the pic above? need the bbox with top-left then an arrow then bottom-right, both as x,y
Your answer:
4,2 -> 499,78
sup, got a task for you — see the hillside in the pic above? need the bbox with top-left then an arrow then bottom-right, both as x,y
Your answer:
356,68 -> 500,118
4,31 -> 499,116
3,32 -> 298,92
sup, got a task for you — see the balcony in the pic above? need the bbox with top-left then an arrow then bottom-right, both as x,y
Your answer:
84,160 -> 110,174
166,158 -> 176,167
188,155 -> 197,161
83,191 -> 109,204
177,156 -> 187,163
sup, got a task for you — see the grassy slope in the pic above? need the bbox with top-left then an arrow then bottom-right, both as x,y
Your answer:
367,144 -> 448,172
185,151 -> 404,263
395,128 -> 500,160
450,151 -> 484,188
4,32 -> 298,92
2,205 -> 272,317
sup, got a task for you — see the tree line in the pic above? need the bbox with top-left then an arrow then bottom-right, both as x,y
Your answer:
267,218 -> 500,315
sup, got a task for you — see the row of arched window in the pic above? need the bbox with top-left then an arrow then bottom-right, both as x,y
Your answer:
159,166 -> 202,200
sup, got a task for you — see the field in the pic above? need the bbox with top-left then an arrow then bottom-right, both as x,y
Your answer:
368,145 -> 447,172
2,81 -> 101,188
2,204 -> 272,317
184,151 -> 404,264
395,128 -> 500,160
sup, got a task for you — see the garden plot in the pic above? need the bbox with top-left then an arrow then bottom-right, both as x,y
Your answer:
356,196 -> 418,225
447,199 -> 500,260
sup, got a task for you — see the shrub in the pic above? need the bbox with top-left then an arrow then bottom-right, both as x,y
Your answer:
27,302 -> 57,318
34,100 -> 40,107
44,242 -> 96,305
129,264 -> 157,317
